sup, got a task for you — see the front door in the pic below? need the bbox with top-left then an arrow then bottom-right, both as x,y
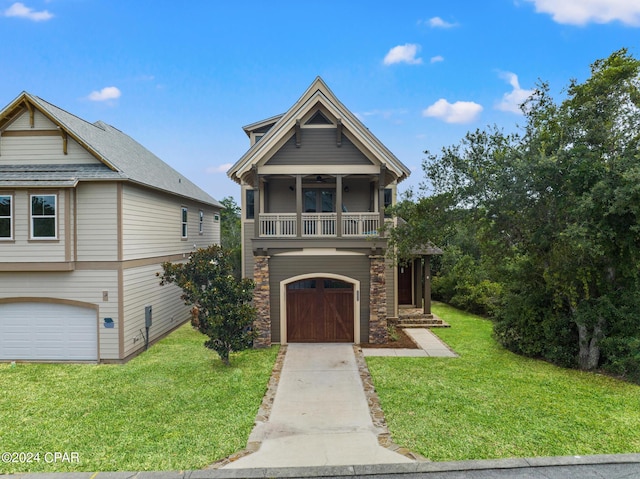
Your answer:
286,278 -> 354,342
398,262 -> 413,305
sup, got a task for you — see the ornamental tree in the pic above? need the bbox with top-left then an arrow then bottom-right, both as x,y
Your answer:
159,244 -> 256,365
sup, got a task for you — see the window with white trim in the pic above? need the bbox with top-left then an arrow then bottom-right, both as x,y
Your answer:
181,207 -> 188,238
0,195 -> 12,239
246,190 -> 255,219
31,194 -> 57,239
199,210 -> 204,234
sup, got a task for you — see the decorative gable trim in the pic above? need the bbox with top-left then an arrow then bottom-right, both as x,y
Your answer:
227,77 -> 411,185
0,94 -> 117,169
295,120 -> 301,148
305,110 -> 333,125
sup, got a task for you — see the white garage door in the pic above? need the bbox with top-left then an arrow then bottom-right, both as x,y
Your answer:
0,303 -> 98,361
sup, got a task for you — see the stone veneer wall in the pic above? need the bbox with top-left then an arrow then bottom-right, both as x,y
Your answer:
253,255 -> 271,348
368,254 -> 388,343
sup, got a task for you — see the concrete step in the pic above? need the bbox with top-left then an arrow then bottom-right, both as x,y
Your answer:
399,322 -> 450,328
394,313 -> 450,328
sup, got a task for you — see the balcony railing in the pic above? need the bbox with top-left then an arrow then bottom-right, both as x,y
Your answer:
258,212 -> 381,238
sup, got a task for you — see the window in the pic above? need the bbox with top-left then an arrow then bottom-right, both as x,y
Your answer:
303,188 -> 335,212
199,210 -> 204,234
181,207 -> 188,238
384,188 -> 393,217
31,194 -> 57,239
0,195 -> 12,239
214,213 -> 220,222
246,190 -> 255,219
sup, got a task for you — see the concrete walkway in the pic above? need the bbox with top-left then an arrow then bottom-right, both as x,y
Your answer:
362,328 -> 458,357
223,343 -> 413,469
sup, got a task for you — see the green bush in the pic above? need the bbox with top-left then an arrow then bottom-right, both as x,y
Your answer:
601,337 -> 640,382
493,288 -> 578,368
451,279 -> 502,317
431,248 -> 502,317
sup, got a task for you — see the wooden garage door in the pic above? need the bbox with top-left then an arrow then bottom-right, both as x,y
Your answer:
286,278 -> 354,342
0,302 -> 98,361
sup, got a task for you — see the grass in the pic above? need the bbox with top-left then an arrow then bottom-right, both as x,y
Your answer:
366,302 -> 640,462
0,324 -> 279,473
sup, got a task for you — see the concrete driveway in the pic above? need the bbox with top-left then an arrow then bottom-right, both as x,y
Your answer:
223,343 -> 413,469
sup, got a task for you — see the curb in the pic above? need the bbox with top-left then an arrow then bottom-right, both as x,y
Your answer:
5,454 -> 640,478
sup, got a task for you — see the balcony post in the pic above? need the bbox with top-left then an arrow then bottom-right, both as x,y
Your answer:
296,174 -> 302,238
336,175 -> 343,237
423,255 -> 432,315
378,164 -> 386,233
252,165 -> 260,237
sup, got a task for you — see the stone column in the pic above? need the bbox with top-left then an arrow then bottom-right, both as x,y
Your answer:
253,255 -> 271,348
368,254 -> 388,344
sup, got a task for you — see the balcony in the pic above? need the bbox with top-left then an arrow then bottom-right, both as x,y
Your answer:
258,212 -> 381,238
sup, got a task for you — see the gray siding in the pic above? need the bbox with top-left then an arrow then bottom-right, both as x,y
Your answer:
76,183 -> 118,261
386,259 -> 396,318
121,184 -> 219,260
265,177 -> 373,214
0,189 -> 68,262
1,110 -> 99,165
342,178 -> 373,212
122,263 -> 190,358
243,222 -> 255,278
265,178 -> 296,213
266,129 -> 373,166
268,254 -> 370,343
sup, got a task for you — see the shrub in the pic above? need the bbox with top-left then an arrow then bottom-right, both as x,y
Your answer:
159,245 -> 256,365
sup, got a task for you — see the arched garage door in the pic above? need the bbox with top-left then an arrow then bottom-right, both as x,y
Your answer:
0,302 -> 98,361
286,278 -> 354,342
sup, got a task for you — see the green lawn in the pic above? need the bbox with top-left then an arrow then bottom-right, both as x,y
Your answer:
367,303 -> 640,462
0,324 -> 278,473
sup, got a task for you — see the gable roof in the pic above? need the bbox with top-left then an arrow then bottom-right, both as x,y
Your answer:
242,114 -> 283,137
0,92 -> 221,208
227,77 -> 411,185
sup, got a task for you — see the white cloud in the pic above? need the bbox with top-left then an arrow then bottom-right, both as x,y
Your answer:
496,72 -> 534,114
383,44 -> 423,65
206,163 -> 233,174
430,55 -> 445,63
427,16 -> 458,28
88,87 -> 121,102
359,108 -> 408,120
4,2 -> 53,21
422,99 -> 483,124
525,0 -> 640,26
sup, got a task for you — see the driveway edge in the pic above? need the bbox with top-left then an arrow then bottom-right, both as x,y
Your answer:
207,345 -> 288,469
352,345 -> 429,462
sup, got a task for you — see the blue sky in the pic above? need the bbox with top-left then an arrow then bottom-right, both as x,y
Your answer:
1,1 -> 639,202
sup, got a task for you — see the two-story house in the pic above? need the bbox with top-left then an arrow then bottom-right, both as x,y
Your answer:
0,92 -> 221,362
228,77 -> 415,346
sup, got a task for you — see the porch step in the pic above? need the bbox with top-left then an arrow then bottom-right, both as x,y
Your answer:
399,322 -> 450,328
392,313 -> 450,328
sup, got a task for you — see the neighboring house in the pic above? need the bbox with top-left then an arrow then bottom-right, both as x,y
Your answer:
228,77 -> 431,346
0,92 -> 221,362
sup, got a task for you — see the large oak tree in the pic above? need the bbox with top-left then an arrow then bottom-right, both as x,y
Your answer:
392,49 -> 640,377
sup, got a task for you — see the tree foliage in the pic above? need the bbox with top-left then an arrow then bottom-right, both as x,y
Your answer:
159,245 -> 256,365
391,49 -> 640,380
220,196 -> 242,279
